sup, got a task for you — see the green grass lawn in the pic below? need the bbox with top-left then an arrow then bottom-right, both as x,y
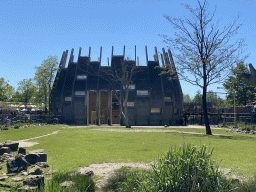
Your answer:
1,124 -> 256,178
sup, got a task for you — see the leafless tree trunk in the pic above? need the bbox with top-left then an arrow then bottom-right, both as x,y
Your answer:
159,0 -> 247,134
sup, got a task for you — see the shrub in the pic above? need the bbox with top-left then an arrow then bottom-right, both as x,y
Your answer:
1,127 -> 8,130
140,143 -> 232,192
51,171 -> 95,192
14,125 -> 19,129
240,124 -> 256,131
102,166 -> 147,192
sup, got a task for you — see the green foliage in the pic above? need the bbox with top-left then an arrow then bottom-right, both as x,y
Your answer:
102,166 -> 147,192
231,175 -> 256,192
0,77 -> 15,101
141,143 -> 232,192
223,61 -> 256,106
240,124 -> 256,131
192,90 -> 226,107
14,125 -> 19,129
34,55 -> 59,113
1,127 -> 8,130
51,171 -> 95,192
16,79 -> 37,105
183,94 -> 191,103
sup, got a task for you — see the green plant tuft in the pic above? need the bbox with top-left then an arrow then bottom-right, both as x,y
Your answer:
141,143 -> 232,192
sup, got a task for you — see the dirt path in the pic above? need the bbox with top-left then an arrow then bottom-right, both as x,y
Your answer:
89,128 -> 232,137
78,162 -> 153,188
17,131 -> 59,147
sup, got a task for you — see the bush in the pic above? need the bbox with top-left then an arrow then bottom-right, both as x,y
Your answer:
102,166 -> 147,192
240,124 -> 256,131
51,171 -> 95,192
1,127 -> 8,130
14,125 -> 19,129
141,143 -> 232,192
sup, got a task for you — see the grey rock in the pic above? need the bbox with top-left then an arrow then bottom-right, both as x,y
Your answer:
7,155 -> 30,173
29,166 -> 44,175
18,147 -> 26,155
21,171 -> 28,176
0,176 -> 8,181
19,185 -> 38,191
15,153 -> 25,159
0,147 -> 11,155
60,181 -> 74,188
84,171 -> 94,178
2,140 -> 19,151
11,177 -> 23,182
23,175 -> 44,187
33,162 -> 49,168
25,149 -> 47,164
47,170 -> 57,175
2,153 -> 13,160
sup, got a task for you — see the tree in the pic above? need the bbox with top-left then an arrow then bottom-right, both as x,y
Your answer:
0,77 -> 15,101
34,56 -> 59,113
159,0 -> 246,134
17,79 -> 36,108
223,61 -> 255,106
99,58 -> 137,128
193,90 -> 202,103
192,90 -> 227,107
183,94 -> 191,103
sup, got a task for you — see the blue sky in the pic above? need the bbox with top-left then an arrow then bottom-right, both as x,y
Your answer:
0,0 -> 255,99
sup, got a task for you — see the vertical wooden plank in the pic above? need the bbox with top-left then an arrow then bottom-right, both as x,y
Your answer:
154,46 -> 158,62
160,54 -> 165,67
96,89 -> 99,125
123,45 -> 125,59
87,90 -> 89,125
135,45 -> 136,65
109,90 -> 112,125
98,90 -> 101,125
145,46 -> 148,66
79,47 -> 82,57
100,46 -> 102,65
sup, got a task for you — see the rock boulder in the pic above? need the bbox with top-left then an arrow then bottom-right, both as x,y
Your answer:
0,147 -> 11,155
7,156 -> 30,173
25,149 -> 47,164
2,140 -> 19,151
23,175 -> 44,187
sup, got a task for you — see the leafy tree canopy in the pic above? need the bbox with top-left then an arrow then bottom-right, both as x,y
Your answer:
223,61 -> 256,106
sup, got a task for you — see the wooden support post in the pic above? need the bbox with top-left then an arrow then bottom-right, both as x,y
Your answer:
98,90 -> 101,125
109,90 -> 112,125
123,45 -> 125,59
89,47 -> 91,58
79,47 -> 82,57
154,46 -> 158,62
100,46 -> 102,65
111,46 -> 114,66
145,46 -> 148,66
160,54 -> 165,67
135,45 -> 136,65
87,90 -> 89,125
68,48 -> 74,65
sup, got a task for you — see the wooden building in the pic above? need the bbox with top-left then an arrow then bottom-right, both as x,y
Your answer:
50,46 -> 183,125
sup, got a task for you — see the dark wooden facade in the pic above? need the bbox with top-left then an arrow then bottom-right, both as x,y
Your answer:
50,46 -> 183,125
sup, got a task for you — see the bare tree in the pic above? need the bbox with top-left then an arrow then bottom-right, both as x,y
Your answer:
159,0 -> 246,134
98,58 -> 137,128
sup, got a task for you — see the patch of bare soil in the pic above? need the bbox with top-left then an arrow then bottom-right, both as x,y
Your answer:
78,163 -> 243,189
17,131 -> 59,147
78,162 -> 153,188
89,128 -> 232,137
